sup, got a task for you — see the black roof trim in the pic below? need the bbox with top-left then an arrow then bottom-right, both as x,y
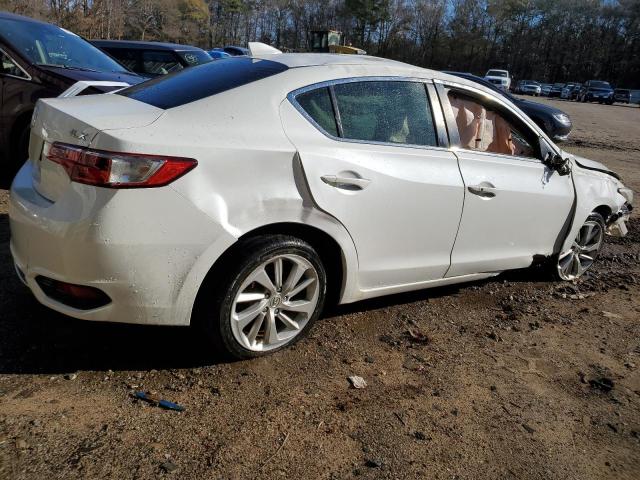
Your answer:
91,39 -> 205,52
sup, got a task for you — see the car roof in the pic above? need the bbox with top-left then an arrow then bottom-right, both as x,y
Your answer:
253,53 -> 412,69
91,39 -> 205,52
0,11 -> 54,25
255,54 -> 500,92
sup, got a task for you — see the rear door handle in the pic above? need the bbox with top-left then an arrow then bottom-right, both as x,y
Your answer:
467,183 -> 498,198
321,175 -> 371,191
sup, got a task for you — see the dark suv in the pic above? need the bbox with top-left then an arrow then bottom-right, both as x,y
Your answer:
91,40 -> 212,79
0,12 -> 141,184
578,80 -> 614,104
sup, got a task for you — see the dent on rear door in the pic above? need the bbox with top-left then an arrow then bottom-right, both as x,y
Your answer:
279,94 -> 465,290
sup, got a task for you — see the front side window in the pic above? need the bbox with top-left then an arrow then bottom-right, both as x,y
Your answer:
296,80 -> 438,147
447,90 -> 536,158
0,49 -> 28,78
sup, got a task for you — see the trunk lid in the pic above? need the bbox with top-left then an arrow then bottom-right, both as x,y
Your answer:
29,94 -> 164,202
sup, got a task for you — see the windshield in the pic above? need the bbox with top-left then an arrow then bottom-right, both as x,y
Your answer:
487,70 -> 508,77
590,81 -> 611,89
0,17 -> 128,73
177,50 -> 213,66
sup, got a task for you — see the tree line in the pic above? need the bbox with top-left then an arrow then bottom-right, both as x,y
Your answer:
1,0 -> 639,87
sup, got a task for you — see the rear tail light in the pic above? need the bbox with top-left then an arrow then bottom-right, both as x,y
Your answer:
45,142 -> 197,188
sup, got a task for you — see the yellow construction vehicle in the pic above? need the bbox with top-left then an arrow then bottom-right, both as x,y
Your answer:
309,30 -> 366,55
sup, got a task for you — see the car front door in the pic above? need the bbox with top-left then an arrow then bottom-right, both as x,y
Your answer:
438,83 -> 574,277
280,78 -> 464,292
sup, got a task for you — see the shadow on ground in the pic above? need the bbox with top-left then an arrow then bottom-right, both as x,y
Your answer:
0,211 -> 544,375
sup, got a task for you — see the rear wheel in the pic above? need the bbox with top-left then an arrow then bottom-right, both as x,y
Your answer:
1,124 -> 30,187
198,235 -> 327,359
554,213 -> 605,281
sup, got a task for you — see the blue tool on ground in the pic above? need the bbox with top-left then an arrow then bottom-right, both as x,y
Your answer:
135,391 -> 185,412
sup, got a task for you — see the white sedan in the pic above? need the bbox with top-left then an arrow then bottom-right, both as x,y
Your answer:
9,52 -> 633,358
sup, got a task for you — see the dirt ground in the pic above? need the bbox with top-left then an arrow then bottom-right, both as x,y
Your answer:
0,98 -> 639,480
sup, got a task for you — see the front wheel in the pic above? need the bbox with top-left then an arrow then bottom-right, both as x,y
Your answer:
198,235 -> 327,359
554,213 -> 605,281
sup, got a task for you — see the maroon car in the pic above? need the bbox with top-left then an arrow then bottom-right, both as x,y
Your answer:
0,12 -> 142,185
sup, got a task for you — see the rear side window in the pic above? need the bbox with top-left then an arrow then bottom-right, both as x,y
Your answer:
334,81 -> 437,146
295,80 -> 438,147
142,50 -> 182,75
296,88 -> 338,137
105,48 -> 138,72
119,57 -> 289,109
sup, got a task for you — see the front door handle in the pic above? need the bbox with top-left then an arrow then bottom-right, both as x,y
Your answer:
321,175 -> 371,191
467,183 -> 498,198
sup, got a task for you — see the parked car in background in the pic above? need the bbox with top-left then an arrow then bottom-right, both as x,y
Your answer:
548,83 -> 565,98
219,46 -> 250,56
484,69 -> 511,91
540,84 -> 552,96
560,83 -> 579,99
562,83 -> 582,100
578,80 -> 614,104
0,12 -> 141,185
208,49 -> 231,59
447,72 -> 573,141
92,40 -> 212,79
515,80 -> 541,96
613,88 -> 631,104
10,54 -> 631,359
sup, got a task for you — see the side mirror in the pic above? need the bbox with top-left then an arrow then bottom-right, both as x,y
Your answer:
545,152 -> 571,176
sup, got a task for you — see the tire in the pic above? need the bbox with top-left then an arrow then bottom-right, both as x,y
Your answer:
552,213 -> 605,281
1,125 -> 30,188
196,235 -> 327,359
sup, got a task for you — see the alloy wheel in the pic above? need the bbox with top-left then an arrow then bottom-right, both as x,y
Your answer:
230,254 -> 320,352
557,220 -> 604,280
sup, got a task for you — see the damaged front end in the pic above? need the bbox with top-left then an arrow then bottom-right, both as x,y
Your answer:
606,202 -> 633,237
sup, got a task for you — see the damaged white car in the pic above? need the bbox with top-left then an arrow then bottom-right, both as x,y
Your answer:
9,53 -> 633,358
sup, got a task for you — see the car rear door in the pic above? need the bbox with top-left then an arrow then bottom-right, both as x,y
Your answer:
280,78 -> 464,291
438,82 -> 574,277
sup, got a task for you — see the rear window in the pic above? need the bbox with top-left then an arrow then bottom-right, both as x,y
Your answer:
119,57 -> 288,109
177,50 -> 212,66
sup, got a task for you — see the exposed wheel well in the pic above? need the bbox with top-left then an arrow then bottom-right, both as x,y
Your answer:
10,110 -> 33,156
592,205 -> 612,222
195,223 -> 345,316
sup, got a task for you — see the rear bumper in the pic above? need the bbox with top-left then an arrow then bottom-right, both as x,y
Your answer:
9,160 -> 234,326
